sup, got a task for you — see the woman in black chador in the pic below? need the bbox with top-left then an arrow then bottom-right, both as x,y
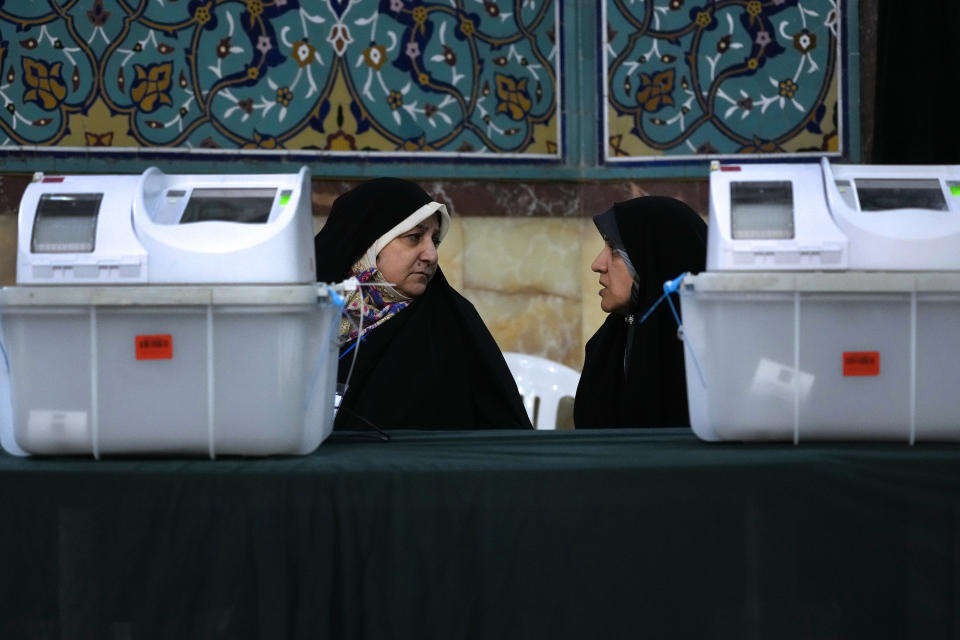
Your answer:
574,196 -> 707,428
314,177 -> 531,431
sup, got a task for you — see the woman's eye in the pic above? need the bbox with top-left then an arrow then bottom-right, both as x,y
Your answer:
432,235 -> 441,247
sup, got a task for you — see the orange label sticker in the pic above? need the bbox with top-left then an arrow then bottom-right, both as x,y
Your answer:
136,334 -> 173,360
843,351 -> 879,376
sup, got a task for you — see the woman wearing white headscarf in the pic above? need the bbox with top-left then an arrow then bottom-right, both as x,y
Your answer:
314,178 -> 531,431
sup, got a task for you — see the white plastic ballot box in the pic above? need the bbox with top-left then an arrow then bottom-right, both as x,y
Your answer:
1,167 -> 340,457
680,159 -> 960,443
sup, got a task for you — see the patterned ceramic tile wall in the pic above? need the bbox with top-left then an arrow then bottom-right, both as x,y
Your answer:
0,0 -> 561,157
0,0 -> 852,167
603,0 -> 843,161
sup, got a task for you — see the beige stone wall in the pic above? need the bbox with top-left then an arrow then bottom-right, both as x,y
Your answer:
0,214 -> 14,287
448,217 -> 605,370
0,175 -> 20,287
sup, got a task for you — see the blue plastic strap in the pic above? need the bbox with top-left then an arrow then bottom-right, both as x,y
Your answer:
637,271 -> 686,325
326,285 -> 346,308
635,272 -> 706,389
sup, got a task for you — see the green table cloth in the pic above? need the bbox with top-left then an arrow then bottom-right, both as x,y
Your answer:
2,428 -> 960,639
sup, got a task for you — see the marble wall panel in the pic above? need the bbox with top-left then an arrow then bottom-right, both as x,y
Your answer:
438,218 -> 464,293
463,287 -> 582,370
310,179 -> 708,220
436,181 -> 583,218
451,217 -> 610,370
0,214 -> 15,286
0,174 -> 22,286
461,218 -> 582,298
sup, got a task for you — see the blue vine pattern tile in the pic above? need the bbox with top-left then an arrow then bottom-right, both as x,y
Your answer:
0,0 -> 561,158
603,0 -> 843,162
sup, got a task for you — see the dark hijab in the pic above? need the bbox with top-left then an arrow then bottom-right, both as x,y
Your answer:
574,196 -> 707,428
315,178 -> 532,430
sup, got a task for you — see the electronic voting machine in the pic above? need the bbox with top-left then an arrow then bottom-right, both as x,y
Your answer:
680,158 -> 960,443
0,167 -> 339,457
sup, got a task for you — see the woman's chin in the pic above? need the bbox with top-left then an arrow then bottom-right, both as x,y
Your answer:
598,293 -> 613,314
600,299 -> 628,315
398,281 -> 429,297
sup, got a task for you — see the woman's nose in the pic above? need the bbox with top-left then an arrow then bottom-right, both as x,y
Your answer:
420,238 -> 438,264
591,250 -> 606,273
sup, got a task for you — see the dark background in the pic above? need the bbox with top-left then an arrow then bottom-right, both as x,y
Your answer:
871,0 -> 960,164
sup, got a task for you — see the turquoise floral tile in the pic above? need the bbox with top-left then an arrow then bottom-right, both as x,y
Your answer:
0,0 -> 561,157
603,0 -> 844,161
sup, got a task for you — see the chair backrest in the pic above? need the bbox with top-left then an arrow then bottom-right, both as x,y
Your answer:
502,352 -> 580,430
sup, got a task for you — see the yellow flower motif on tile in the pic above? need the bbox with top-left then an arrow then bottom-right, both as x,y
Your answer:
130,62 -> 173,112
246,0 -> 263,20
62,98 -> 137,148
387,90 -> 403,110
740,137 -> 783,153
23,58 -> 67,110
276,87 -> 293,106
695,10 -> 712,27
635,69 -> 675,112
84,131 -> 114,146
495,74 -> 531,120
746,1 -> 762,17
412,6 -> 428,33
324,131 -> 357,151
460,16 -> 476,37
747,57 -> 759,70
242,132 -> 281,149
194,2 -> 211,25
247,66 -> 259,80
778,79 -> 798,98
417,72 -> 429,85
402,135 -> 435,151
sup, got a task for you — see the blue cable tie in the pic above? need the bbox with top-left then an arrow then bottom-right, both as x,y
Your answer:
635,272 -> 706,389
327,285 -> 346,308
637,271 -> 688,325
663,272 -> 687,295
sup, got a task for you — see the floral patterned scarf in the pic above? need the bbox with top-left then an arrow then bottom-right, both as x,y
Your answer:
337,263 -> 411,346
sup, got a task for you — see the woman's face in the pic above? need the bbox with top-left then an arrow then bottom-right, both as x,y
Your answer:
376,215 -> 441,297
591,243 -> 633,314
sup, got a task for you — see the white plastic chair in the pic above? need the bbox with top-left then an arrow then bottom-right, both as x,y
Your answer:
503,352 -> 580,430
